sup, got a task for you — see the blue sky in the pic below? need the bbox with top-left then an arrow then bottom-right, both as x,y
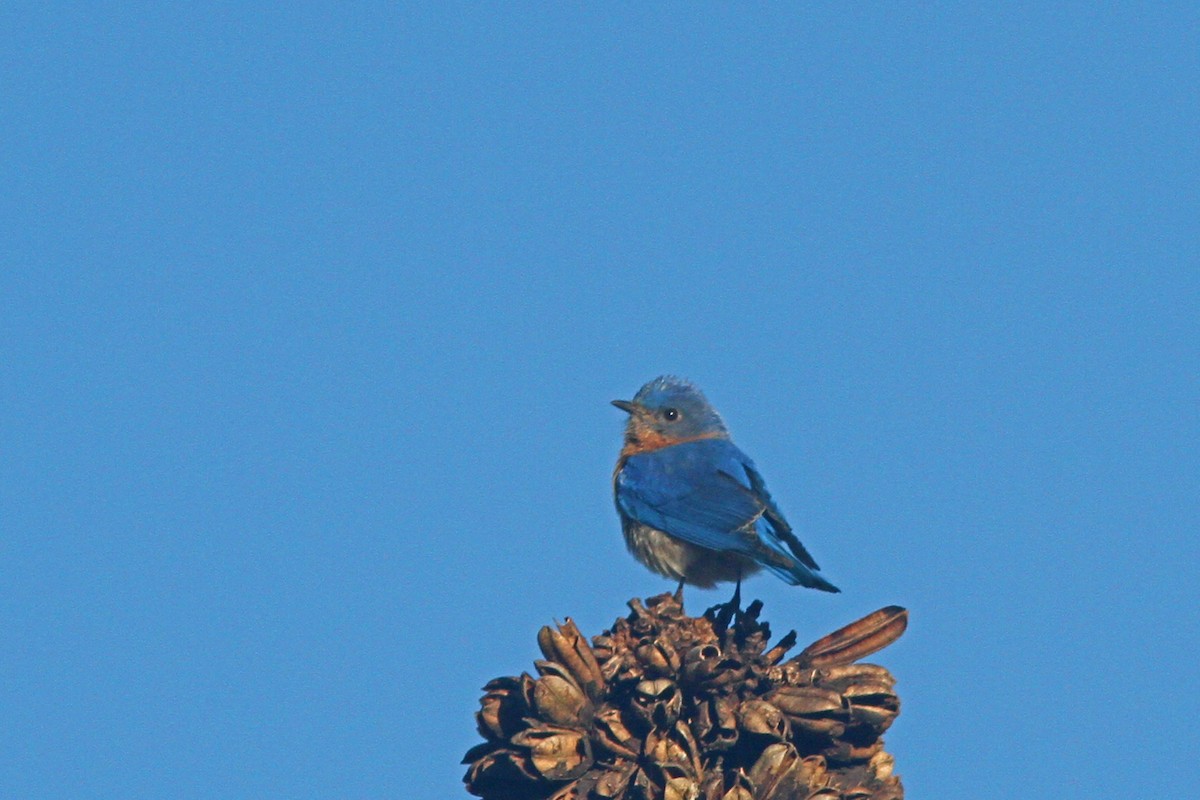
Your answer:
3,4 -> 1197,798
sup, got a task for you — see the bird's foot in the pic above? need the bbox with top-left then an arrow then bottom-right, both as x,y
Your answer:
710,583 -> 742,635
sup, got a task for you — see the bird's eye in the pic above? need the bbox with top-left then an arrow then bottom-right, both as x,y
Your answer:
663,408 -> 679,421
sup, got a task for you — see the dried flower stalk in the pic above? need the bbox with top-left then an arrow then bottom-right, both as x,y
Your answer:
465,595 -> 907,800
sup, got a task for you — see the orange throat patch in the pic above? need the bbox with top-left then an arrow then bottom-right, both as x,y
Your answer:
620,426 -> 725,457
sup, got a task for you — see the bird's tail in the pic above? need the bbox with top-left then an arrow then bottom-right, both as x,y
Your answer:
753,530 -> 840,592
765,561 -> 841,593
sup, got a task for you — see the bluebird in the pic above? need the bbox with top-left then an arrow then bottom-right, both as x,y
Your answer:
612,376 -> 839,599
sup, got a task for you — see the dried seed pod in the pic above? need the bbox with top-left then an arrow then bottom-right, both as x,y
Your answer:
535,658 -> 578,682
648,760 -> 696,788
838,679 -> 898,704
609,658 -> 645,685
465,747 -> 540,796
644,592 -> 685,618
821,736 -> 884,764
533,672 -> 591,728
476,674 -> 534,741
636,637 -> 682,676
798,755 -> 828,791
510,725 -> 593,781
698,767 -> 725,800
737,699 -> 790,741
747,742 -> 804,799
765,686 -> 848,720
589,762 -> 637,799
590,633 -> 617,658
672,719 -> 705,778
562,618 -> 606,683
764,662 -> 807,688
720,772 -> 753,800
682,644 -> 747,693
762,630 -> 798,665
794,606 -> 908,668
665,775 -> 701,800
631,765 -> 658,798
682,643 -> 722,680
847,695 -> 899,734
627,598 -> 659,638
798,718 -> 846,740
538,619 -> 607,700
592,707 -> 641,760
833,673 -> 900,738
631,678 -> 683,730
766,686 -> 848,739
814,663 -> 894,690
643,726 -> 693,769
693,695 -> 738,751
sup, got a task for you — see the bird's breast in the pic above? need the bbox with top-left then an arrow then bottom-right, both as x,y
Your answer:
620,519 -> 760,589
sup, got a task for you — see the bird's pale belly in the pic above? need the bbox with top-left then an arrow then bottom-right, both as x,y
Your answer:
622,521 -> 761,588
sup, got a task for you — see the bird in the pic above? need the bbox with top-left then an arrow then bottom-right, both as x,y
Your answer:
612,376 -> 839,601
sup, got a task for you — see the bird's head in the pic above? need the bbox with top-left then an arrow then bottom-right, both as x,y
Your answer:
612,376 -> 729,452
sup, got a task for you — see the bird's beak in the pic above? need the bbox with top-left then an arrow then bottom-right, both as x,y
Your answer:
611,399 -> 638,414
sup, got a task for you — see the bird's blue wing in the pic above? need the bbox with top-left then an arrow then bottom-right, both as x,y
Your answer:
740,459 -> 821,571
616,440 -> 785,557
